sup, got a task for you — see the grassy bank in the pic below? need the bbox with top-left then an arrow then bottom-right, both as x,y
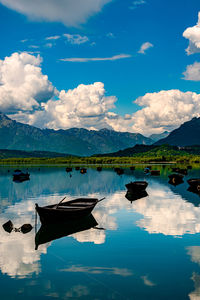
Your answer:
0,144 -> 200,165
0,154 -> 199,165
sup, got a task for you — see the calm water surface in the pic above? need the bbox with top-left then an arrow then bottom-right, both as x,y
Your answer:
1,165 -> 200,299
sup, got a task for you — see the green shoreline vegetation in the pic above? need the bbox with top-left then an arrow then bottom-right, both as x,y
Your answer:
0,145 -> 200,165
0,155 -> 199,165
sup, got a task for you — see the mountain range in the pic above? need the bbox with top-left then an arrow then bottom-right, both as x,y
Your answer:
155,117 -> 200,146
94,117 -> 200,157
149,131 -> 169,142
94,144 -> 186,157
0,113 -> 153,156
0,113 -> 199,157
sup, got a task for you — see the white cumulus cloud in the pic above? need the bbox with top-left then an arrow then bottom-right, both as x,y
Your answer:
15,82 -> 117,130
131,89 -> 200,135
183,12 -> 200,55
183,62 -> 200,81
4,53 -> 200,135
0,52 -> 55,113
0,0 -> 112,27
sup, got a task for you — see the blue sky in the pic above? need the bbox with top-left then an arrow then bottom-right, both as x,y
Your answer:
0,0 -> 200,136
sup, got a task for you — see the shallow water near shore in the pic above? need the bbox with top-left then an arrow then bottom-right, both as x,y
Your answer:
0,165 -> 200,299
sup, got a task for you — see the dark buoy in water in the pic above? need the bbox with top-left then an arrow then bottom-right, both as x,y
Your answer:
2,220 -> 13,233
20,224 -> 33,234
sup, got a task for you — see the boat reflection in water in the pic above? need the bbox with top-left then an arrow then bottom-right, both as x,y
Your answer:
125,190 -> 148,203
35,214 -> 98,250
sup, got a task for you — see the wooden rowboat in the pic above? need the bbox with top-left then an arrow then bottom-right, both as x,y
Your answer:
114,168 -> 124,175
35,197 -> 105,224
130,166 -> 135,171
187,178 -> 200,191
168,173 -> 184,186
125,181 -> 148,192
80,168 -> 87,174
97,167 -> 102,172
177,168 -> 188,175
13,169 -> 30,182
151,170 -> 160,176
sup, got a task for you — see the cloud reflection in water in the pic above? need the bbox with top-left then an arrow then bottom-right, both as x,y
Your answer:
132,183 -> 200,236
1,169 -> 200,279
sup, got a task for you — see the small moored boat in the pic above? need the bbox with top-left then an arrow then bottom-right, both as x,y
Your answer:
177,168 -> 188,175
172,167 -> 180,173
66,167 -> 72,172
168,173 -> 184,186
80,168 -> 87,174
144,168 -> 150,174
151,170 -> 160,176
187,178 -> 200,191
13,169 -> 30,182
125,181 -> 148,193
97,167 -> 102,172
35,197 -> 105,224
187,166 -> 192,170
114,168 -> 124,175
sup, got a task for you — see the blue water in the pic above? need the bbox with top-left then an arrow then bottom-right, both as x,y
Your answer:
0,165 -> 200,299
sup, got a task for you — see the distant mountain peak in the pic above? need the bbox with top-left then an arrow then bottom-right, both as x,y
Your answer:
155,117 -> 200,146
99,128 -> 113,132
0,112 -> 10,120
149,131 -> 170,142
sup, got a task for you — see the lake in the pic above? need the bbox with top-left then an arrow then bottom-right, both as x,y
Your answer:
0,165 -> 200,299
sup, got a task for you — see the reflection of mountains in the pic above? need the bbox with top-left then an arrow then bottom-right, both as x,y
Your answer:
35,214 -> 98,250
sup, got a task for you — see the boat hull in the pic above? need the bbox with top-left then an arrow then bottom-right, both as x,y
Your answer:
151,170 -> 160,176
13,174 -> 30,182
168,174 -> 184,186
187,178 -> 200,190
125,181 -> 148,193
